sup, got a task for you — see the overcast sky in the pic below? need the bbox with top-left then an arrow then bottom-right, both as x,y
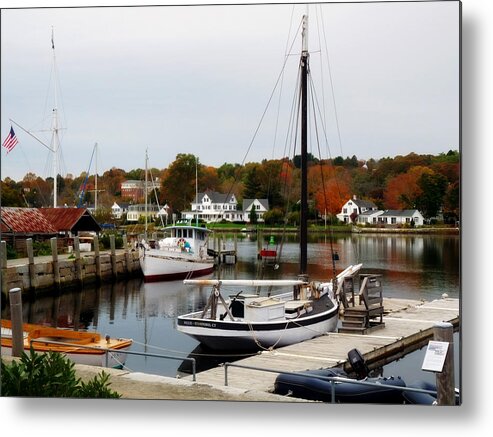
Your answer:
1,1 -> 460,181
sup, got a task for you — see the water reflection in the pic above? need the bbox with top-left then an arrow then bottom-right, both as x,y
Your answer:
1,234 -> 459,378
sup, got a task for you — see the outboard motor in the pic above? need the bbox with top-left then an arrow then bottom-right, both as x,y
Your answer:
347,348 -> 370,379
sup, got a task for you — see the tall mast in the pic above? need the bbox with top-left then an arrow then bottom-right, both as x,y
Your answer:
145,148 -> 148,239
94,143 -> 98,212
195,156 -> 199,227
300,15 -> 309,276
51,27 -> 60,208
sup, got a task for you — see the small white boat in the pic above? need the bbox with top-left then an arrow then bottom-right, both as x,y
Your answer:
139,224 -> 215,282
1,319 -> 133,368
177,265 -> 361,351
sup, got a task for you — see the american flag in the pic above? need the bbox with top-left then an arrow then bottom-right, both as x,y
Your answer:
2,126 -> 19,154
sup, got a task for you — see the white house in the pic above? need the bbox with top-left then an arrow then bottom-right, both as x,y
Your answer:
182,191 -> 269,223
242,199 -> 269,223
376,210 -> 424,227
337,196 -> 379,224
338,196 -> 424,227
111,202 -> 129,219
356,209 -> 384,225
126,204 -> 160,222
184,191 -> 241,223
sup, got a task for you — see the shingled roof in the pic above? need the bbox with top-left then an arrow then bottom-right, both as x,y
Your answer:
39,208 -> 101,234
0,207 -> 57,234
0,207 -> 101,235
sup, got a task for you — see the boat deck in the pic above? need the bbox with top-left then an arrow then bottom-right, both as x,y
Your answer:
181,297 -> 459,393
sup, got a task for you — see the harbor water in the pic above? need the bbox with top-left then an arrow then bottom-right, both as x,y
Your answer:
1,233 -> 460,387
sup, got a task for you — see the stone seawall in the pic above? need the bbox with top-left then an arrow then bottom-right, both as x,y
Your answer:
1,249 -> 142,300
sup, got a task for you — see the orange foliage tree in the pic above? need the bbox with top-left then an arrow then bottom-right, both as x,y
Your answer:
384,166 -> 433,209
308,164 -> 351,215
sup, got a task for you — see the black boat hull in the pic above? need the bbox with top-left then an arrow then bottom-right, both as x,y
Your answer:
274,368 -> 406,404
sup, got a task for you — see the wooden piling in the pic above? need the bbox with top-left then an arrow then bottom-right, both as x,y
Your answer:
26,238 -> 38,290
110,234 -> 117,278
1,241 -> 8,295
217,235 -> 222,264
93,235 -> 102,281
434,322 -> 456,405
50,237 -> 60,288
123,234 -> 131,275
9,287 -> 24,357
73,236 -> 83,284
0,241 -> 7,269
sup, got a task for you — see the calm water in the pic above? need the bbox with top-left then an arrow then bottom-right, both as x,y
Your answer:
2,233 -> 460,386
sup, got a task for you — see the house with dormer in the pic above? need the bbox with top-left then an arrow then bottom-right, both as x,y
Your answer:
182,191 -> 269,223
184,191 -> 240,223
242,198 -> 269,223
336,195 -> 379,224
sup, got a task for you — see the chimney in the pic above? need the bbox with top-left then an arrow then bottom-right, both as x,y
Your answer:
353,195 -> 357,200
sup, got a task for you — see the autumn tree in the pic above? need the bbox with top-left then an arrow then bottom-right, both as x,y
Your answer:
161,154 -> 198,212
383,166 -> 432,210
199,166 -> 220,192
308,164 -> 351,215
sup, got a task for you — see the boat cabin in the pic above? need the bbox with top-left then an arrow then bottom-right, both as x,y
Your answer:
228,294 -> 313,322
157,225 -> 211,255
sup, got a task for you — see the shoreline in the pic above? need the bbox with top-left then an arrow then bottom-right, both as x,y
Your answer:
207,226 -> 460,235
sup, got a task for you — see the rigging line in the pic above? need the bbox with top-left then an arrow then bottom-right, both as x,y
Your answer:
217,18 -> 305,223
319,6 -> 344,158
270,2 -> 296,161
315,5 -> 328,128
148,166 -> 165,227
265,4 -> 298,206
309,78 -> 337,279
16,144 -> 50,206
309,74 -> 348,209
275,65 -> 303,267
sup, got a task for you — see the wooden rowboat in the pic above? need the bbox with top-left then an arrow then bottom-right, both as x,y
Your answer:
1,319 -> 133,368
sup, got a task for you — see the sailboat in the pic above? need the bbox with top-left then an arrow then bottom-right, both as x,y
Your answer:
176,15 -> 362,351
138,150 -> 215,282
9,28 -> 66,208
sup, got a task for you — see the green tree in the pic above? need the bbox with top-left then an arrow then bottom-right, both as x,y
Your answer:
242,163 -> 263,199
161,153 -> 198,212
293,152 -> 318,169
415,172 -> 448,219
249,207 -> 258,224
0,178 -> 23,206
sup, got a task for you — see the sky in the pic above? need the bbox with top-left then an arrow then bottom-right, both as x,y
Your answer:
1,0 -> 460,182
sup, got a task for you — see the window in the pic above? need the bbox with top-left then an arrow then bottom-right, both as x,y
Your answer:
343,208 -> 347,214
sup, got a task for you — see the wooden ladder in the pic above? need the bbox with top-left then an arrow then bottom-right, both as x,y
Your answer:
338,274 -> 385,334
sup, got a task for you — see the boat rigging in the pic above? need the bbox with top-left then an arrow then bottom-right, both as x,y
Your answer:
176,14 -> 363,351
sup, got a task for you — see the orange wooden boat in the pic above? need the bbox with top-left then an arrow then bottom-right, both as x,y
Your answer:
1,319 -> 132,368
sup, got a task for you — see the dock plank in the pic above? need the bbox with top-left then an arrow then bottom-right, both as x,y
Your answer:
184,297 -> 459,393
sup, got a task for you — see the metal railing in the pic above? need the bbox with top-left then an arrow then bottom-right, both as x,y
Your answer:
222,362 -> 439,404
29,339 -> 196,381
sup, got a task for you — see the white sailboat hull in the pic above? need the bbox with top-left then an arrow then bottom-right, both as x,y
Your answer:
139,249 -> 214,282
177,295 -> 339,351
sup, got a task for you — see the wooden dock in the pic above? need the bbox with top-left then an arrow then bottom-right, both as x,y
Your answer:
182,296 -> 459,393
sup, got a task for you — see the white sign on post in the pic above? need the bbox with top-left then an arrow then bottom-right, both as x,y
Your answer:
422,340 -> 449,372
